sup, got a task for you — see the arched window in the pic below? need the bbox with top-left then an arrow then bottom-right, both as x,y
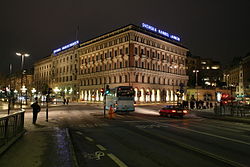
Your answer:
135,61 -> 138,67
120,76 -> 122,83
135,75 -> 139,82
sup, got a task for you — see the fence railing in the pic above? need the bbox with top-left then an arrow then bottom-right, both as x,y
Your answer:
214,105 -> 250,117
0,111 -> 25,148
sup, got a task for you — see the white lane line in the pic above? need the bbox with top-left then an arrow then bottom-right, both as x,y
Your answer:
165,123 -> 250,146
107,153 -> 128,167
76,131 -> 83,135
134,117 -> 250,146
96,144 -> 107,151
85,136 -> 94,142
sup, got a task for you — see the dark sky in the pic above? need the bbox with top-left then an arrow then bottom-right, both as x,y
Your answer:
1,0 -> 250,74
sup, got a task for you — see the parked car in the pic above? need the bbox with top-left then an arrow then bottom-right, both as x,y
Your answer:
159,105 -> 188,118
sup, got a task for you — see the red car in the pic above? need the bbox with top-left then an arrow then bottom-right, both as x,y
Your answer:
159,105 -> 188,118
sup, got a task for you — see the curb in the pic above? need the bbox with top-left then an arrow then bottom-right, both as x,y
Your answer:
66,128 -> 79,167
0,129 -> 26,156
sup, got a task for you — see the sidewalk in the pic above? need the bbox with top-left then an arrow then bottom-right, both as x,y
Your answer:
0,108 -> 75,167
192,108 -> 250,124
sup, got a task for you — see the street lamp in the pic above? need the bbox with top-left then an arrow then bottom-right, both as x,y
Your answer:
193,70 -> 199,101
16,53 -> 30,71
16,52 -> 30,109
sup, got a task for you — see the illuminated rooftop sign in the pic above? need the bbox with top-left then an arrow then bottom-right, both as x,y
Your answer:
53,40 -> 79,54
141,23 -> 181,42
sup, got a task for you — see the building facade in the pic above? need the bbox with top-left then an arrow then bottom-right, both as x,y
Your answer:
186,55 -> 223,88
34,56 -> 52,93
78,24 -> 189,103
34,44 -> 79,101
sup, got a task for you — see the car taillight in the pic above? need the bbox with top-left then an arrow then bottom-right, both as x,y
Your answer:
171,110 -> 176,113
183,110 -> 188,114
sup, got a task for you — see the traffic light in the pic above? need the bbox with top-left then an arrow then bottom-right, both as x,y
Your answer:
100,88 -> 104,95
105,85 -> 110,95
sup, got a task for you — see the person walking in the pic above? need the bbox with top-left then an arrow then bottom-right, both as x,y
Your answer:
31,99 -> 41,124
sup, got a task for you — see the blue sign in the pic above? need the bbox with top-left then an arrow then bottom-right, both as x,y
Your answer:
141,23 -> 181,42
53,40 -> 79,54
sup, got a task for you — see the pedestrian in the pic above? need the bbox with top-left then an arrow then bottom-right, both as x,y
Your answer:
31,99 -> 41,124
196,100 -> 199,109
66,99 -> 69,105
63,98 -> 66,105
206,101 -> 209,109
190,100 -> 195,109
210,102 -> 213,108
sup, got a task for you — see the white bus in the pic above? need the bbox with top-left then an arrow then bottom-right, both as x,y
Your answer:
105,86 -> 135,112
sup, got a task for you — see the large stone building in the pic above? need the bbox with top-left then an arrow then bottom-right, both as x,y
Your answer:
34,42 -> 79,100
34,56 -> 52,93
78,24 -> 189,103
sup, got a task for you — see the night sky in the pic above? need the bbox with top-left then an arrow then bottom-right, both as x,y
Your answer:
1,0 -> 250,74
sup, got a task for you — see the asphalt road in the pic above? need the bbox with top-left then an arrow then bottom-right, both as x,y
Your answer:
46,104 -> 250,167
1,103 -> 250,167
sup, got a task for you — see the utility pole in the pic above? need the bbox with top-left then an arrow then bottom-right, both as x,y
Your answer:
193,70 -> 199,101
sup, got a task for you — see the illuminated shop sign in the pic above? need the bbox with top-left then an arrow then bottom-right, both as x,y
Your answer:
53,40 -> 79,54
141,23 -> 181,42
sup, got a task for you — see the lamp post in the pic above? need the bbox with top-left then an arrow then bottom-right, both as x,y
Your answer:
193,70 -> 199,101
16,52 -> 30,109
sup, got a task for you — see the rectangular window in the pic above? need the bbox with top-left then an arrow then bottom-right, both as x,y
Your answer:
141,49 -> 144,54
135,47 -> 138,55
125,47 -> 129,54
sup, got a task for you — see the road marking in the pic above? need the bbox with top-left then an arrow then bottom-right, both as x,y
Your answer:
135,117 -> 250,146
169,124 -> 250,146
107,153 -> 128,167
137,127 -> 247,167
96,144 -> 107,151
83,151 -> 105,160
76,131 -> 83,135
85,136 -> 94,142
95,151 -> 105,160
